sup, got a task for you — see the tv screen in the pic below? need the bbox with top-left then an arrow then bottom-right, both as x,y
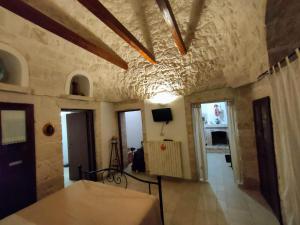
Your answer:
152,108 -> 173,123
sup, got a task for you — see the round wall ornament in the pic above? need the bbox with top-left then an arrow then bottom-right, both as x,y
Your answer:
43,123 -> 55,136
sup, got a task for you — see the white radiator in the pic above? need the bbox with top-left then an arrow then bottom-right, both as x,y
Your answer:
146,141 -> 183,178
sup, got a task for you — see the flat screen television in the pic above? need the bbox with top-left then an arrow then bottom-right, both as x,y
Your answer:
152,108 -> 173,123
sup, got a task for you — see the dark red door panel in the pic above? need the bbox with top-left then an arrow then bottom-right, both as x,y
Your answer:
0,103 -> 36,219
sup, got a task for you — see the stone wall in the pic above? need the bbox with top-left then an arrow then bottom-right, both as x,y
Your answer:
184,87 -> 262,188
234,85 -> 260,188
99,102 -> 118,169
266,0 -> 300,65
0,91 -> 103,199
1,0 -> 269,101
0,7 -> 107,199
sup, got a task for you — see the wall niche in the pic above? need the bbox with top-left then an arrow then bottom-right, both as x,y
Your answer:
64,71 -> 93,100
0,43 -> 29,92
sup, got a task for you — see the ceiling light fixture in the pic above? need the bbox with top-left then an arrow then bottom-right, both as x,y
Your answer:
149,92 -> 178,104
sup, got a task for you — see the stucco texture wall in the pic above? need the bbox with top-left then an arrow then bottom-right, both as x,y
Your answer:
0,91 -> 103,199
266,0 -> 300,65
0,0 -> 272,197
0,8 -> 107,199
100,102 -> 118,169
184,87 -> 263,188
1,0 -> 269,101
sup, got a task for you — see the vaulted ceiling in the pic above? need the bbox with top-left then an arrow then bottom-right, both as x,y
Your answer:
266,0 -> 300,65
4,0 -> 269,101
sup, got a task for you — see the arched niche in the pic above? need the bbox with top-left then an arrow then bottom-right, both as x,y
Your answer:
65,71 -> 93,97
0,43 -> 29,87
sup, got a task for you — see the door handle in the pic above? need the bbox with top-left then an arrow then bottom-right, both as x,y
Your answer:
9,160 -> 23,167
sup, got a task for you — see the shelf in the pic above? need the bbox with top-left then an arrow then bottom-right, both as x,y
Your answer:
60,94 -> 95,101
0,83 -> 31,94
204,125 -> 228,129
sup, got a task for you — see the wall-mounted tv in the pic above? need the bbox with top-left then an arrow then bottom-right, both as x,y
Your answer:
152,108 -> 173,123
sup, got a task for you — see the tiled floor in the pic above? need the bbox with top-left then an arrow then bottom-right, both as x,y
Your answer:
120,153 -> 280,225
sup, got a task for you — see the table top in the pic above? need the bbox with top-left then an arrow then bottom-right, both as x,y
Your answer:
0,180 -> 162,225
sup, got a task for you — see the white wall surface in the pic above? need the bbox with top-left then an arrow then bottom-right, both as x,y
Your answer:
125,111 -> 143,149
100,102 -> 118,168
144,96 -> 191,179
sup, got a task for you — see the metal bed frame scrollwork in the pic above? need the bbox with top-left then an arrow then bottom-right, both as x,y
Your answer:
78,166 -> 164,225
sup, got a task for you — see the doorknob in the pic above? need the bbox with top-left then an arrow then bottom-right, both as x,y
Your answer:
9,160 -> 23,167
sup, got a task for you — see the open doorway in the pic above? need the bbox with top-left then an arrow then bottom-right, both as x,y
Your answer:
201,102 -> 233,185
192,101 -> 240,184
60,110 -> 96,187
118,110 -> 144,173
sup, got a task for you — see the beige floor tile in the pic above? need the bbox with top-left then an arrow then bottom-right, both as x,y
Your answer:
114,153 -> 280,225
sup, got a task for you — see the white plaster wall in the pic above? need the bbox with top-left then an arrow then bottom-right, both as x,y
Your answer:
100,102 -> 118,168
144,96 -> 191,179
125,111 -> 143,149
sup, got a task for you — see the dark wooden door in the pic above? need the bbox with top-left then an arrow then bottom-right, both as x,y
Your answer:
66,111 -> 96,180
253,97 -> 282,224
0,103 -> 36,219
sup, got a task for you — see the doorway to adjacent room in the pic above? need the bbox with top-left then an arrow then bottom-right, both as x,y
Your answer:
192,101 -> 240,185
60,109 -> 96,187
117,110 -> 144,173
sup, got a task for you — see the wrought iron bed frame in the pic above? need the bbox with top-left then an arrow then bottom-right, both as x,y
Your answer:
78,166 -> 164,225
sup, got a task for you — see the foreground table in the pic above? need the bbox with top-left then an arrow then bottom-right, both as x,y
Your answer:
0,180 -> 162,225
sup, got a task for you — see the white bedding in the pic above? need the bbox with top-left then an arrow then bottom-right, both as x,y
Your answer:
0,180 -> 162,225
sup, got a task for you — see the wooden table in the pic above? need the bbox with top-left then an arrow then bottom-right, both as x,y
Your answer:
0,180 -> 162,225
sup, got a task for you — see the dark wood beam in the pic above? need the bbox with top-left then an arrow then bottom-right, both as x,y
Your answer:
77,0 -> 156,64
0,0 -> 128,70
156,0 -> 187,55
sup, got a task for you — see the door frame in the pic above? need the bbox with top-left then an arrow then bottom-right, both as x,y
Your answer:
191,100 -> 241,184
61,109 -> 97,174
253,97 -> 283,224
117,109 -> 142,170
0,102 -> 37,218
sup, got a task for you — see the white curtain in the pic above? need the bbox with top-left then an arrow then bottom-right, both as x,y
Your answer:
268,49 -> 300,225
192,105 -> 207,181
226,101 -> 242,184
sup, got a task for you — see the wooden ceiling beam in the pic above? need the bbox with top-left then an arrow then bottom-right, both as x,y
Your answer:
77,0 -> 156,64
0,0 -> 128,70
156,0 -> 187,55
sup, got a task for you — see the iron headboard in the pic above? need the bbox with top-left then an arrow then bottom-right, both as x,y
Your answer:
78,166 -> 164,225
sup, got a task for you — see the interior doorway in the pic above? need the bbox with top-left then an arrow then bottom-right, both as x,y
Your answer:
192,101 -> 240,184
60,109 -> 96,187
117,110 -> 144,173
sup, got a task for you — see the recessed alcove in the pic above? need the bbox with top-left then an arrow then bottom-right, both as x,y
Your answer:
70,75 -> 90,96
62,71 -> 94,101
0,43 -> 30,93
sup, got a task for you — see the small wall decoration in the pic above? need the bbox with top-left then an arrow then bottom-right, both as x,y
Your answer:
43,123 -> 55,136
214,104 -> 224,124
160,144 -> 166,151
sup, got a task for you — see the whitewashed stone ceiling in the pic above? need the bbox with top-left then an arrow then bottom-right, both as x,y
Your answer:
23,0 -> 269,102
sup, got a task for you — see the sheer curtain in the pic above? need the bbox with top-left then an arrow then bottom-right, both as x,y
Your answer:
268,49 -> 300,225
192,105 -> 207,181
